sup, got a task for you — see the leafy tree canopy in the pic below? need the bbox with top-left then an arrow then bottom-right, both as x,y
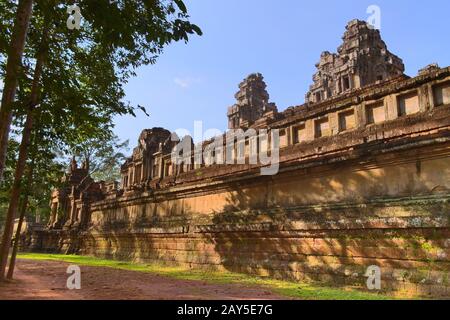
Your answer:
0,0 -> 202,225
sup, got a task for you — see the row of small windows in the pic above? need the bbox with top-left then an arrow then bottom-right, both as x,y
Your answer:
314,74 -> 353,103
288,81 -> 450,144
122,81 -> 450,187
176,82 -> 449,168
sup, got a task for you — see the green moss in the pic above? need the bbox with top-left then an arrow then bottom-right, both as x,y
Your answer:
18,252 -> 399,300
442,273 -> 449,285
400,270 -> 411,281
420,242 -> 434,252
196,170 -> 203,176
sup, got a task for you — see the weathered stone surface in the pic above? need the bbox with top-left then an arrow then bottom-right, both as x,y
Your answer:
227,73 -> 278,129
26,20 -> 450,298
306,19 -> 405,104
48,157 -> 104,230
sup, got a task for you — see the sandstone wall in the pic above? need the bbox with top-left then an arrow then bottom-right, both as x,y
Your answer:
33,140 -> 450,298
30,69 -> 450,298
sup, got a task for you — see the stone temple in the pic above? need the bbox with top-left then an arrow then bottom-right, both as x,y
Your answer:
26,20 -> 450,297
306,20 -> 405,103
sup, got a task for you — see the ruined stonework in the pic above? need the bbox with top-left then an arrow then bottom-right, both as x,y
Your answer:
227,73 -> 278,129
306,19 -> 404,104
120,127 -> 173,190
29,20 -> 450,298
48,158 -> 105,230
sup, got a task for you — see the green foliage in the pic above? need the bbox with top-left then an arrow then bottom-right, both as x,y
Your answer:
71,133 -> 129,182
0,0 -> 201,225
0,127 -> 66,227
2,0 -> 202,149
26,132 -> 66,223
0,139 -> 19,227
0,1 -> 16,59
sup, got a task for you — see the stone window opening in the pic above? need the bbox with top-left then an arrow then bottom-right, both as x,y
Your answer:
433,81 -> 450,106
342,75 -> 351,91
315,91 -> 322,102
129,171 -> 133,185
397,91 -> 420,117
279,129 -> 288,148
244,140 -> 250,157
211,150 -> 216,165
293,124 -> 306,144
259,135 -> 269,154
315,117 -> 330,138
248,137 -> 258,157
135,165 -> 142,183
338,109 -> 356,132
164,162 -> 170,177
366,101 -> 386,125
234,117 -> 239,128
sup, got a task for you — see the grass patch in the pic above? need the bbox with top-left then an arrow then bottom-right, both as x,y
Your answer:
18,252 -> 394,300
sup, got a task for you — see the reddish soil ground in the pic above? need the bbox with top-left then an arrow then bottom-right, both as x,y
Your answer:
0,259 -> 285,300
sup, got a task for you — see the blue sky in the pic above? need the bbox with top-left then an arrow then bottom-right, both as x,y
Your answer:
115,0 -> 450,145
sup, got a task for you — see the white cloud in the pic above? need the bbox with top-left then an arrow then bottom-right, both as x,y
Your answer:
174,77 -> 201,89
0,78 -> 3,92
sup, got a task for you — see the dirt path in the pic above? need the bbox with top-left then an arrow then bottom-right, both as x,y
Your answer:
0,259 -> 285,300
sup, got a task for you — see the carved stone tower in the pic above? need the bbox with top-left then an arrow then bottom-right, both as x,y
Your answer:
306,19 -> 405,104
227,73 -> 277,129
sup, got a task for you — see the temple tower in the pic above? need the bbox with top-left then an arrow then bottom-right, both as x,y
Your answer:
227,73 -> 277,129
306,19 -> 405,104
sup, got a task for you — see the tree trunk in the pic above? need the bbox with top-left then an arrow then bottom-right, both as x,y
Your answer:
6,190 -> 30,279
6,145 -> 35,280
0,0 -> 34,182
0,105 -> 35,280
0,25 -> 46,281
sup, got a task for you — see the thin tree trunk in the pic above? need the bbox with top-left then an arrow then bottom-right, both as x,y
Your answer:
6,188 -> 30,279
6,141 -> 35,280
0,104 -> 34,280
0,26 -> 47,281
0,0 -> 34,182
